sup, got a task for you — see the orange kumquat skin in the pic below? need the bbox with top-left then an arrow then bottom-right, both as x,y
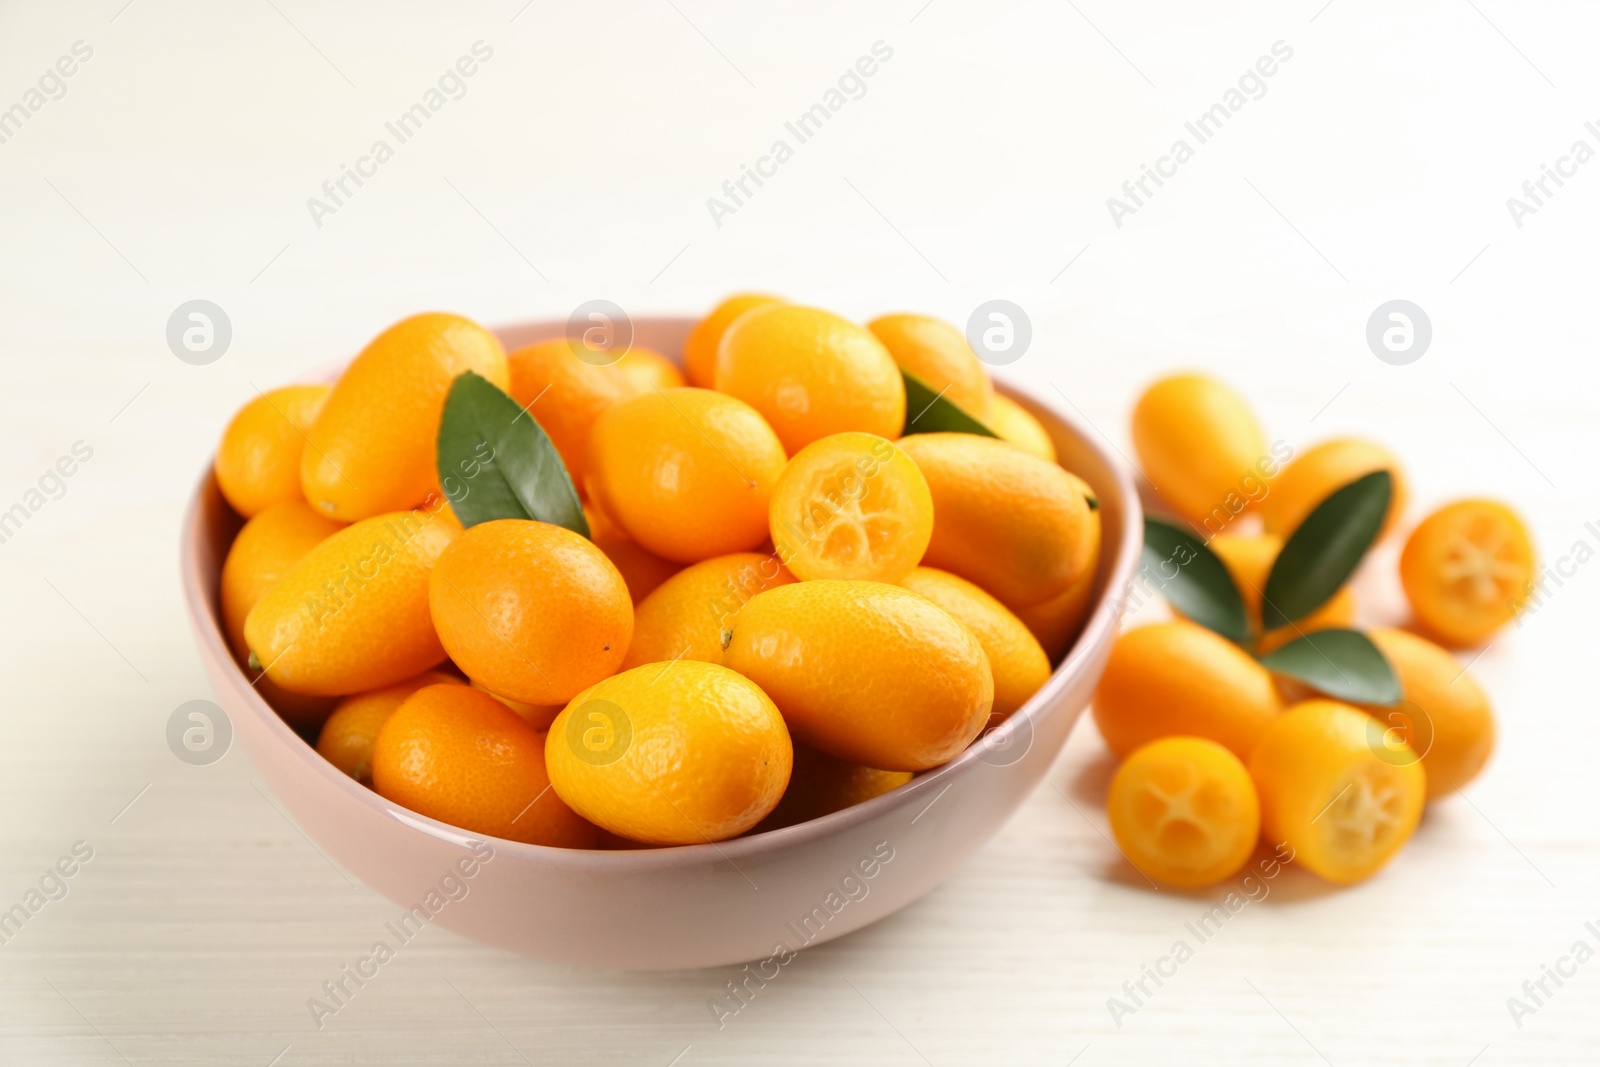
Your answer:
317,670 -> 465,784
428,519 -> 632,707
901,567 -> 1050,722
220,299 -> 1513,892
587,388 -> 788,564
1092,621 -> 1284,762
986,393 -> 1056,462
373,684 -> 600,848
1249,700 -> 1425,885
214,385 -> 330,518
867,313 -> 993,419
683,294 -> 783,387
1013,472 -> 1101,661
1360,629 -> 1495,800
896,433 -> 1094,610
244,504 -> 461,696
583,500 -> 681,605
220,500 -> 347,724
623,552 -> 794,669
301,313 -> 509,522
505,338 -> 683,492
723,580 -> 993,772
545,662 -> 792,845
715,304 -> 906,454
1261,438 -> 1407,539
1131,374 -> 1272,531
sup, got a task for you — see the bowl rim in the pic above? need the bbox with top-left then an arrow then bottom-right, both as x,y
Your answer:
181,315 -> 1142,870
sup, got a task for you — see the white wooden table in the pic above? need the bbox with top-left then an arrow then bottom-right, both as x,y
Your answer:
2,1 -> 1596,1062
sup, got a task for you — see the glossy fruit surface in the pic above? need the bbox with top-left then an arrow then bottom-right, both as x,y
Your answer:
622,552 -> 794,669
986,393 -> 1056,462
897,433 -> 1093,609
219,499 -> 346,725
1014,576 -> 1095,664
1013,471 -> 1100,660
1261,437 -> 1407,538
723,580 -> 993,771
901,567 -> 1050,721
1399,499 -> 1535,647
372,684 -> 599,847
429,519 -> 632,706
587,388 -> 787,563
613,346 -> 686,394
220,500 -> 345,661
683,293 -> 781,387
769,433 -> 932,583
1092,621 -> 1283,761
1205,532 -> 1356,653
505,338 -> 683,491
316,670 -> 463,784
214,385 -> 329,518
244,506 -> 460,696
1361,628 -> 1495,799
583,500 -> 681,605
545,662 -> 792,845
471,680 -> 563,732
1249,699 -> 1425,884
301,313 -> 509,522
1108,737 -> 1260,887
1131,373 -> 1270,529
867,313 -> 992,417
715,304 -> 905,454
752,742 -> 912,832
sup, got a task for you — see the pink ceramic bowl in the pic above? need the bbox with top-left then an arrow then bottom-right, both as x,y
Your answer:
181,315 -> 1141,970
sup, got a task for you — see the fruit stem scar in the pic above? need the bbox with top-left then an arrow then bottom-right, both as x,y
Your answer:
247,650 -> 261,671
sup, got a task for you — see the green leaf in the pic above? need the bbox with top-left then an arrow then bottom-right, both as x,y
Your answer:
1142,517 -> 1248,646
1260,470 -> 1391,630
435,371 -> 589,537
900,368 -> 999,438
1258,628 -> 1401,705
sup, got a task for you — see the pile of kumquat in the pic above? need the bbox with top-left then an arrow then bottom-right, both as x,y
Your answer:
1098,373 -> 1532,887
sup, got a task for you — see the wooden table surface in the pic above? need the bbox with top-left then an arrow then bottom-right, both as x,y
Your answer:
2,1 -> 1596,1062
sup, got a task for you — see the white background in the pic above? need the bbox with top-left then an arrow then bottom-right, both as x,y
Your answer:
2,1 -> 1597,1063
